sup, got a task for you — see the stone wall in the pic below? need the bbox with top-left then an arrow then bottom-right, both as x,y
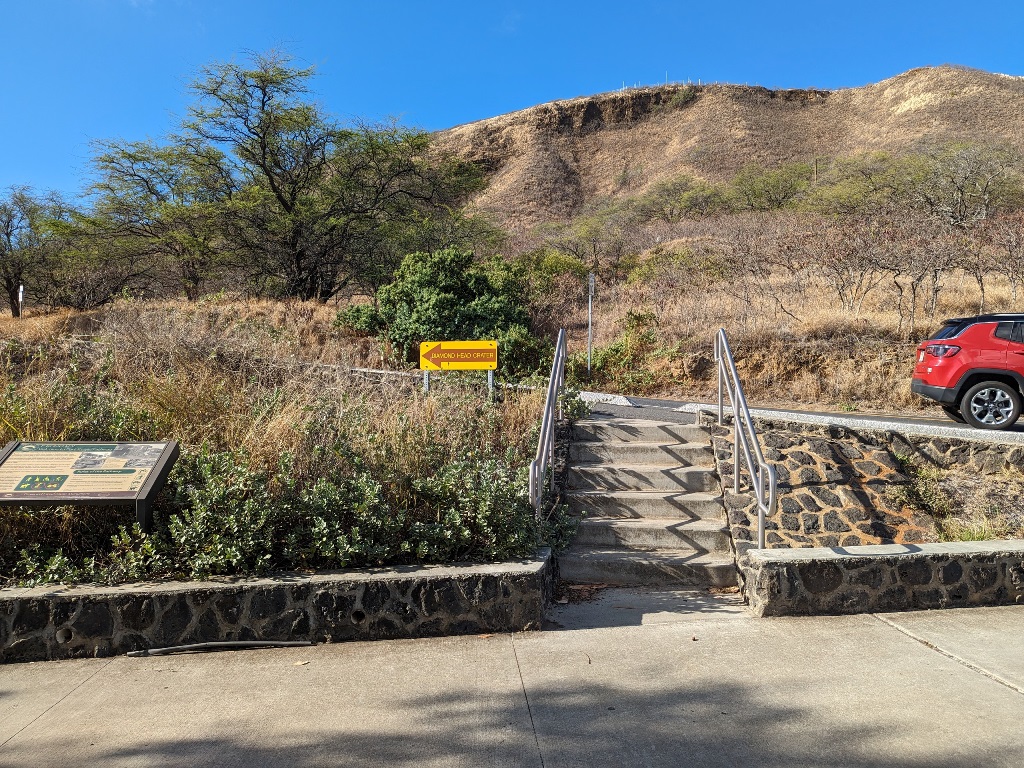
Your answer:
0,551 -> 551,663
711,422 -> 934,552
755,417 -> 1024,476
740,540 -> 1024,616
710,416 -> 1024,552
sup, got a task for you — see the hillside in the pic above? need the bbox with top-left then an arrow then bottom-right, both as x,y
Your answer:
439,66 -> 1024,228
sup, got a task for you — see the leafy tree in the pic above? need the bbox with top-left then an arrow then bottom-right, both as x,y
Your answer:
0,188 -> 70,316
182,52 -> 482,300
731,162 -> 813,211
537,199 -> 645,276
635,175 -> 730,222
0,188 -> 41,316
912,143 -> 1022,228
87,138 -> 234,300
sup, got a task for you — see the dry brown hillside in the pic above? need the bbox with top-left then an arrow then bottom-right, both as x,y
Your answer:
440,66 -> 1024,228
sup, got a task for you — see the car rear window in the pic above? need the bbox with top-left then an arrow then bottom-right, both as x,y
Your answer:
929,322 -> 968,340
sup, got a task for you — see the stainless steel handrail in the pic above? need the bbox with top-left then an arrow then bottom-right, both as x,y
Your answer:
715,329 -> 778,549
529,329 -> 567,517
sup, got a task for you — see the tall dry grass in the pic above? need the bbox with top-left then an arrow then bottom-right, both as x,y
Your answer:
561,263 -> 1020,411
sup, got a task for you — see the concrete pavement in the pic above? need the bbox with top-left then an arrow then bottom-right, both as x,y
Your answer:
625,396 -> 1024,442
2,589 -> 1023,767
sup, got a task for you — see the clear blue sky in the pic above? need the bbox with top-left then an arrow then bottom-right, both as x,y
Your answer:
4,0 -> 1024,196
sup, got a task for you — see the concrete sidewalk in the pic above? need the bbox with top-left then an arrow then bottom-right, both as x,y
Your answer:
2,589 -> 1023,767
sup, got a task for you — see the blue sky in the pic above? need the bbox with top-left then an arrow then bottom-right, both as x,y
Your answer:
4,0 -> 1024,196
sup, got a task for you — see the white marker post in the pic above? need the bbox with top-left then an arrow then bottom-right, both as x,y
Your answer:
17,284 -> 24,318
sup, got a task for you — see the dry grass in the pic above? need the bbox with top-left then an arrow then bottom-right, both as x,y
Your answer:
0,297 -> 543,475
894,463 -> 1024,542
560,257 -> 1021,412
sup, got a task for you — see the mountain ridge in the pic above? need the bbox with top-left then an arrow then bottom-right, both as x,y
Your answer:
438,65 -> 1024,228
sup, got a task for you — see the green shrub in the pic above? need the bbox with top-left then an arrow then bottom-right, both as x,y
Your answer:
568,310 -> 671,394
337,248 -> 546,377
336,303 -> 380,335
666,86 -> 698,110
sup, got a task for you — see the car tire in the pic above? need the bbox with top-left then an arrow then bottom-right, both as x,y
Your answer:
941,405 -> 966,423
960,381 -> 1022,430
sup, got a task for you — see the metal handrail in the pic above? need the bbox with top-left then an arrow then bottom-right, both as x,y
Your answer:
714,329 -> 778,549
529,329 -> 567,517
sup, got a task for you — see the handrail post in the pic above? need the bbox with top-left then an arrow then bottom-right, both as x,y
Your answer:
714,328 -> 777,550
530,329 -> 567,519
733,423 -> 741,494
716,335 -> 724,426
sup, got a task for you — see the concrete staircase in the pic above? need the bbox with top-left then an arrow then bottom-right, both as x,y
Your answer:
559,416 -> 738,587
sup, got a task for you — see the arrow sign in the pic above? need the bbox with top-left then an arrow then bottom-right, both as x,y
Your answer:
419,340 -> 498,371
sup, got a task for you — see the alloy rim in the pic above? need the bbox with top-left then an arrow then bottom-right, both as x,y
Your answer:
969,388 -> 1015,425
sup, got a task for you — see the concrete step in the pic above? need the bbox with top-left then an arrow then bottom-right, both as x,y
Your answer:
569,440 -> 713,466
567,490 -> 725,520
567,463 -> 719,493
573,419 -> 709,444
557,546 -> 739,587
572,518 -> 732,552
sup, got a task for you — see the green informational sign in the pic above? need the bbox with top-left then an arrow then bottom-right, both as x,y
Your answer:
0,441 -> 180,532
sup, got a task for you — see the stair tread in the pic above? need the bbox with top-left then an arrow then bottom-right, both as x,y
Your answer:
573,440 -> 707,447
576,517 -> 728,530
568,489 -> 721,498
570,462 -> 716,471
575,418 -> 701,427
560,545 -> 735,563
572,420 -> 710,443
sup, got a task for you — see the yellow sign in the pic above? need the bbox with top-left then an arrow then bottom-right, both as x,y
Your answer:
419,340 -> 498,371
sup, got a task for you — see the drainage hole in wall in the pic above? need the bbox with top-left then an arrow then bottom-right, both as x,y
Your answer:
351,610 -> 366,624
55,627 -> 74,644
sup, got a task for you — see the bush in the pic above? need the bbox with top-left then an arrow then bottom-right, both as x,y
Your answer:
568,310 -> 670,394
339,247 -> 547,377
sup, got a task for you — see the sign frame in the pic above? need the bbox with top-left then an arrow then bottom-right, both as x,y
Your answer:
419,340 -> 498,371
0,440 -> 181,533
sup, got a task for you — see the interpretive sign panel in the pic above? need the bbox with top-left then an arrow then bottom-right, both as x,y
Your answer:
0,441 -> 180,532
419,340 -> 498,371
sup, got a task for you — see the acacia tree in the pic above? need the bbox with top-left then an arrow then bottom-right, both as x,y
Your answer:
182,52 -> 482,300
730,162 -> 813,211
0,188 -> 66,316
913,143 -> 1021,229
88,138 -> 234,300
794,215 -> 886,316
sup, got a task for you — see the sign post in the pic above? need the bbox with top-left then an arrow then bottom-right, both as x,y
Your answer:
18,284 -> 24,318
588,272 -> 595,377
419,340 -> 498,397
0,441 -> 180,533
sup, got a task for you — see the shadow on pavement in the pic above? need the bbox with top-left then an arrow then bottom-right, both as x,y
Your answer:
8,676 -> 1018,768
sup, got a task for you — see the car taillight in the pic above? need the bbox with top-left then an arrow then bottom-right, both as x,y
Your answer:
925,344 -> 961,358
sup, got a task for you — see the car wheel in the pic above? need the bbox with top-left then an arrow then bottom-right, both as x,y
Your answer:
941,405 -> 966,423
960,381 -> 1022,430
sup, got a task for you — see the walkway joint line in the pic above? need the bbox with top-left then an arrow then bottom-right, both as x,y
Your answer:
510,632 -> 546,768
873,614 -> 1024,697
0,656 -> 117,749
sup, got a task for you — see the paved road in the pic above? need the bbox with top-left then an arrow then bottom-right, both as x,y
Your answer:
2,591 -> 1023,767
601,395 -> 1024,444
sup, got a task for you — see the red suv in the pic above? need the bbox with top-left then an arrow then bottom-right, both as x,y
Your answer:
912,314 -> 1024,429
